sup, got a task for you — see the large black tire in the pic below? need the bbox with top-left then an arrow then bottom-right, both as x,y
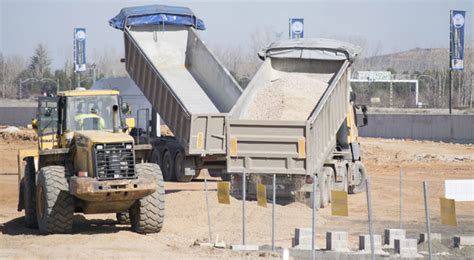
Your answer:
161,150 -> 174,181
24,157 -> 37,228
174,152 -> 193,182
129,163 -> 165,234
36,166 -> 74,234
116,212 -> 130,224
349,161 -> 367,194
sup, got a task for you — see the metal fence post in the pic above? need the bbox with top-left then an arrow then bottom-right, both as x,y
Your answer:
366,176 -> 375,260
311,175 -> 317,260
423,181 -> 433,260
400,166 -> 403,229
242,171 -> 246,245
204,171 -> 213,243
272,174 -> 276,251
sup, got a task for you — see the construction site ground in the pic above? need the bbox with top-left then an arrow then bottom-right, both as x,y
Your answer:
0,129 -> 473,259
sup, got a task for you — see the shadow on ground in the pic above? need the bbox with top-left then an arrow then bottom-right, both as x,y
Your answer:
1,215 -> 129,236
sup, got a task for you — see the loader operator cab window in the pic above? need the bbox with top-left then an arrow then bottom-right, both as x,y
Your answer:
66,96 -> 118,131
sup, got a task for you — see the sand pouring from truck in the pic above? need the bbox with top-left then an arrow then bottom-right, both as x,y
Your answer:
17,89 -> 165,234
111,5 -> 368,207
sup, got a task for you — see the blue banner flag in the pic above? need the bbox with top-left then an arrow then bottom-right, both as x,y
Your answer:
289,18 -> 304,39
74,28 -> 87,72
450,10 -> 466,70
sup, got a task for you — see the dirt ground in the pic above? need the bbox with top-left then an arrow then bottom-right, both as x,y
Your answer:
0,132 -> 473,259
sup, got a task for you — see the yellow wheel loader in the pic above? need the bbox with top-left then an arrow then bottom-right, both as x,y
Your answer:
17,89 -> 165,234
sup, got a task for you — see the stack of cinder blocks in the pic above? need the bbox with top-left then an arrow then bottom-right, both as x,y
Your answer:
384,229 -> 422,258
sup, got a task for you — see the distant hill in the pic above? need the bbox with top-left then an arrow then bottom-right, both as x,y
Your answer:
354,48 -> 473,73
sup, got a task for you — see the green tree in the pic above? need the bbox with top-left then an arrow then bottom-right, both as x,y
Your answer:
18,44 -> 54,97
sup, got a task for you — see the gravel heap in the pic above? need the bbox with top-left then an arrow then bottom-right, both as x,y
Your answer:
242,72 -> 330,120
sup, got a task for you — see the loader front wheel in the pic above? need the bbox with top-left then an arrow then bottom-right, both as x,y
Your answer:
130,163 -> 165,234
36,166 -> 74,234
24,157 -> 37,228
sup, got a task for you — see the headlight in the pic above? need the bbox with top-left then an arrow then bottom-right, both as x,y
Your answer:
96,144 -> 104,150
125,144 -> 133,150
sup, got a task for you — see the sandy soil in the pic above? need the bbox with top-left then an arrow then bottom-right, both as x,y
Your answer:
0,134 -> 473,259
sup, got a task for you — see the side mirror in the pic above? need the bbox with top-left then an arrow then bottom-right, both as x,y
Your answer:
32,118 -> 38,130
121,103 -> 131,115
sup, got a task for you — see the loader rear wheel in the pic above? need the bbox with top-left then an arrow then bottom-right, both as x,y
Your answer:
349,161 -> 367,194
116,212 -> 130,224
161,150 -> 174,181
174,152 -> 193,182
130,163 -> 165,234
36,166 -> 74,234
24,157 -> 37,228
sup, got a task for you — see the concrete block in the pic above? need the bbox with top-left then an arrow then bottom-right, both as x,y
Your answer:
419,233 -> 441,244
454,236 -> 474,247
358,234 -> 389,256
214,241 -> 226,249
359,234 -> 381,251
395,239 -> 422,258
230,244 -> 259,251
292,228 -> 314,248
326,231 -> 349,252
384,228 -> 406,248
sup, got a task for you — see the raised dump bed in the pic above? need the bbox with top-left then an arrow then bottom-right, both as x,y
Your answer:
227,39 -> 359,175
110,5 -> 242,155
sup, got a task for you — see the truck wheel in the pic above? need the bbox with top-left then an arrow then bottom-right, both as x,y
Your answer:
36,166 -> 74,234
349,161 -> 367,194
116,212 -> 130,224
319,169 -> 330,208
130,163 -> 165,234
24,157 -> 37,228
151,148 -> 162,167
174,152 -> 193,182
161,150 -> 174,181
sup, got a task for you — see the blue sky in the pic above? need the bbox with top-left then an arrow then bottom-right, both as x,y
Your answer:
1,0 -> 472,69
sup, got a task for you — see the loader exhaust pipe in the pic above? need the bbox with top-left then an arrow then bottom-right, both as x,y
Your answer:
113,105 -> 119,133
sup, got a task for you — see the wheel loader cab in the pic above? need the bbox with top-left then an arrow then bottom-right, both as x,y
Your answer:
18,89 -> 165,235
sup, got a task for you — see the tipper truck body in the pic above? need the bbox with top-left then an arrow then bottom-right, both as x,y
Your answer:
111,5 -> 368,206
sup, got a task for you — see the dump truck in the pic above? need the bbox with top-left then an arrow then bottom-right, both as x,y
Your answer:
17,89 -> 165,234
111,5 -> 368,207
109,5 -> 242,182
227,40 -> 368,206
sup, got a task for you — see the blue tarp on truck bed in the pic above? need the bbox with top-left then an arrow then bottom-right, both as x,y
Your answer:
109,4 -> 205,30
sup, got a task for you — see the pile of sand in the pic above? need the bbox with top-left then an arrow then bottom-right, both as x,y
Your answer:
242,73 -> 329,120
0,126 -> 36,143
160,125 -> 174,136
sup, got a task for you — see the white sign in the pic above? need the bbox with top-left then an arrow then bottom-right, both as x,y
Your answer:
356,71 -> 392,81
445,179 -> 474,201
